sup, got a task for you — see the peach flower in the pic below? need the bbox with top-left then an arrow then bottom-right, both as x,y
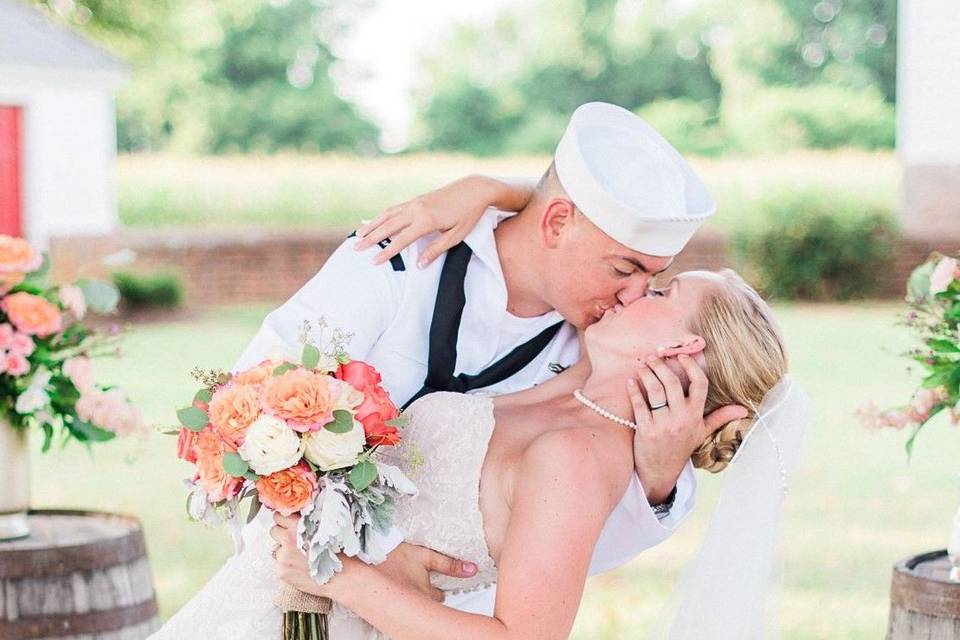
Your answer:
195,428 -> 244,502
63,356 -> 95,392
177,427 -> 199,464
0,236 -> 43,274
232,359 -> 278,386
0,323 -> 13,350
0,272 -> 24,295
255,462 -> 318,516
1,292 -> 62,337
262,368 -> 335,431
208,383 -> 261,449
10,332 -> 34,357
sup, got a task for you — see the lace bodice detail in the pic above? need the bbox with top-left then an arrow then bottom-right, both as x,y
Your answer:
380,391 -> 498,593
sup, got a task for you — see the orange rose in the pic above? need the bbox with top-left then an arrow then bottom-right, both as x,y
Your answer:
232,359 -> 278,386
176,427 -> 199,464
336,361 -> 400,446
194,428 -> 243,502
262,368 -> 335,432
256,462 -> 318,516
0,236 -> 42,274
0,272 -> 24,295
1,292 -> 62,337
208,383 -> 261,449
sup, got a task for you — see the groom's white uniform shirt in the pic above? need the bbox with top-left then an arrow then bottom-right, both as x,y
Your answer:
235,211 -> 697,615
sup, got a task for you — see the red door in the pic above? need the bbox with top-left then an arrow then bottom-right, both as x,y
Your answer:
0,106 -> 23,237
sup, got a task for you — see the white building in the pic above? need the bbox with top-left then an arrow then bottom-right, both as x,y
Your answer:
0,0 -> 129,249
898,0 -> 960,240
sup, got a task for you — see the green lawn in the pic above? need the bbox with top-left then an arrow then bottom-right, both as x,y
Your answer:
117,151 -> 898,236
27,301 -> 957,638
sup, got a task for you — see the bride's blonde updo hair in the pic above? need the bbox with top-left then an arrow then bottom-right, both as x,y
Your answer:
688,270 -> 788,473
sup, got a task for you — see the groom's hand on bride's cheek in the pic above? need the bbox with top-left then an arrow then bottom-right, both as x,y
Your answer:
375,542 -> 478,602
628,356 -> 748,505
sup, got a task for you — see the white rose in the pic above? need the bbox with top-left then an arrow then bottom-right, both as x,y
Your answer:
328,378 -> 364,412
930,257 -> 959,296
301,419 -> 365,471
239,414 -> 303,475
15,368 -> 52,414
59,284 -> 87,320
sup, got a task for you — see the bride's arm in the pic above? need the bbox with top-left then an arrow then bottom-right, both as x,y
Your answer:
354,175 -> 536,268
275,429 -> 626,640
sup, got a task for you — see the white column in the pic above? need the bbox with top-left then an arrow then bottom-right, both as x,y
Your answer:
898,0 -> 960,240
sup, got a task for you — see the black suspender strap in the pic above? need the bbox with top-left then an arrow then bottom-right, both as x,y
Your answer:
402,242 -> 563,409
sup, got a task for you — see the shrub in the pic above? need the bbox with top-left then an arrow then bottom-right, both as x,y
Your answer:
635,98 -> 725,157
112,271 -> 184,310
725,85 -> 895,153
731,188 -> 898,300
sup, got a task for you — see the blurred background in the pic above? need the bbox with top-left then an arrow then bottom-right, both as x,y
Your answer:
3,0 -> 960,637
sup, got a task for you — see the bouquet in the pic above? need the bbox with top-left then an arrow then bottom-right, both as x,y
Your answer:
172,322 -> 416,639
857,253 -> 960,579
0,235 -> 142,448
856,253 -> 960,453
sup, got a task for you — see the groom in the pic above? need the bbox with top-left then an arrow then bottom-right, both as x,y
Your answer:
235,102 -> 737,614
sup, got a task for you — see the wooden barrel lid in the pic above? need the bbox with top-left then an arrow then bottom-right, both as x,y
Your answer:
891,550 -> 960,618
0,509 -> 148,579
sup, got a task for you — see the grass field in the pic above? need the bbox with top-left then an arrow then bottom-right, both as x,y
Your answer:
27,301 -> 958,639
116,151 -> 899,235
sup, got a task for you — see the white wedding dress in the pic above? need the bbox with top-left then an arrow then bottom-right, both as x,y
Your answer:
151,392 -> 499,640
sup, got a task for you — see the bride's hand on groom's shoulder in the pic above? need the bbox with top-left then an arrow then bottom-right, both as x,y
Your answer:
628,356 -> 749,505
353,175 -> 534,268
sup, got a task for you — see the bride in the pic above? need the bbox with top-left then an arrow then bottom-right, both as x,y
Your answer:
154,261 -> 805,638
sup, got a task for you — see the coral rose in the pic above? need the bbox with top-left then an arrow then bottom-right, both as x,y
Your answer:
336,361 -> 400,446
0,236 -> 43,274
208,383 -> 261,448
232,359 -> 278,386
195,428 -> 243,502
177,427 -> 199,464
262,368 -> 336,431
256,462 -> 318,516
1,292 -> 62,337
0,272 -> 24,295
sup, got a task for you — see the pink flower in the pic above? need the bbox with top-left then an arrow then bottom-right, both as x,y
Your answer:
4,352 -> 29,376
0,236 -> 42,274
9,332 -> 34,357
911,387 -> 945,420
63,356 -> 95,391
0,324 -> 14,350
930,257 -> 959,296
879,409 -> 912,430
76,388 -> 146,437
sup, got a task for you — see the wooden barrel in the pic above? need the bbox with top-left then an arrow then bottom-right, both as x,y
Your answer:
887,550 -> 960,639
0,510 -> 160,639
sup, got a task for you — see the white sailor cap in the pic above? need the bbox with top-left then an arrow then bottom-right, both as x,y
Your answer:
554,102 -> 715,257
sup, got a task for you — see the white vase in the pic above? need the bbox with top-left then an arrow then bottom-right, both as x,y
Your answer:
0,421 -> 30,540
948,504 -> 960,582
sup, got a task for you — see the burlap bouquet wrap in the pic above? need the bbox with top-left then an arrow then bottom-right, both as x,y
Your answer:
276,584 -> 332,639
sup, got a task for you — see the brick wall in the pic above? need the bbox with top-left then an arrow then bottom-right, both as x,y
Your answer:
48,228 -> 958,308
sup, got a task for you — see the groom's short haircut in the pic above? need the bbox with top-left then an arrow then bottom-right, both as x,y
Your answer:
534,162 -> 570,202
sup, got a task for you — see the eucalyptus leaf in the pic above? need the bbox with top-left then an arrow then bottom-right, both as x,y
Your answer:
272,363 -> 297,376
41,423 -> 53,453
177,406 -> 209,431
77,279 -> 121,314
336,353 -> 351,365
907,261 -> 935,301
72,420 -> 116,443
243,470 -> 260,482
349,460 -> 377,492
194,388 -> 213,404
245,492 -> 262,524
324,410 -> 354,434
222,452 -> 249,478
385,414 -> 409,429
302,343 -> 321,369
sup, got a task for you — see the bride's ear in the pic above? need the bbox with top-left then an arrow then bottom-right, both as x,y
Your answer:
658,335 -> 705,359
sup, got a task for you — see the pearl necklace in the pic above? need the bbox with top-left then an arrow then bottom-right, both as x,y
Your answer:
573,389 -> 638,431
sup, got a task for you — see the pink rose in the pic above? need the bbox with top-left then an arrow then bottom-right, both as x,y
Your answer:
5,352 -> 29,377
930,257 -> 959,296
1,292 -> 62,337
912,388 -> 941,420
63,356 -> 95,391
58,284 -> 87,320
879,410 -> 912,430
9,332 -> 34,357
0,323 -> 14,350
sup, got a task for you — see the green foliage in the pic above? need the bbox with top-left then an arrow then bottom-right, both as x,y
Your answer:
177,406 -> 209,431
112,271 -> 184,311
732,188 -> 898,300
635,99 -> 725,157
324,410 -> 354,434
725,86 -> 895,152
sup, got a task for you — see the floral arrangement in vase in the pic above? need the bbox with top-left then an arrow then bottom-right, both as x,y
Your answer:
0,235 -> 145,540
857,252 -> 960,578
